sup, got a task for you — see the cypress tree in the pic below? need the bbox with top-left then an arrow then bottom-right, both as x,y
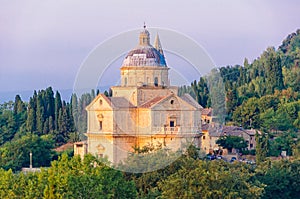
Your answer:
48,116 -> 54,132
36,94 -> 45,134
66,103 -> 75,133
264,47 -> 284,94
71,94 -> 78,130
45,87 -> 55,119
13,95 -> 26,131
91,89 -> 95,99
104,90 -> 109,97
26,96 -> 36,132
43,118 -> 49,135
255,132 -> 270,164
54,91 -> 62,130
13,95 -> 24,116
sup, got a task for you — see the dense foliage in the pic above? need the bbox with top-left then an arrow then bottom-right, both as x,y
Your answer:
0,133 -> 54,171
0,29 -> 300,198
179,29 -> 300,131
216,135 -> 248,153
0,154 -> 137,199
1,149 -> 299,199
0,88 -> 97,171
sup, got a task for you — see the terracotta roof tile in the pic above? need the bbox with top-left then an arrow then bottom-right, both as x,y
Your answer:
202,108 -> 212,116
202,123 -> 210,131
139,96 -> 166,108
221,126 -> 244,136
180,94 -> 202,109
201,123 -> 222,136
108,97 -> 135,108
54,142 -> 74,152
245,129 -> 260,135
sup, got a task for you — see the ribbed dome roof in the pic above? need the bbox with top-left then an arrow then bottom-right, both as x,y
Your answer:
122,46 -> 166,67
122,26 -> 166,67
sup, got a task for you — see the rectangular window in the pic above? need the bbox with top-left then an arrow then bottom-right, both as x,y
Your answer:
170,121 -> 175,127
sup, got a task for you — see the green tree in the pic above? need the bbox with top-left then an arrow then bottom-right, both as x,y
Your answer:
255,159 -> 300,199
26,93 -> 37,133
44,87 -> 55,119
159,160 -> 264,199
71,94 -> 79,131
216,135 -> 247,153
0,133 -> 54,171
282,66 -> 300,92
0,169 -> 16,198
255,132 -> 269,164
269,132 -> 297,157
226,86 -> 238,120
36,94 -> 45,134
263,47 -> 284,94
232,97 -> 260,128
13,95 -> 26,131
0,108 -> 16,145
44,154 -> 137,198
54,91 -> 62,130
292,140 -> 300,159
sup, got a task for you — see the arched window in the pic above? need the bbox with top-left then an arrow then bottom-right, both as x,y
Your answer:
124,77 -> 127,86
154,77 -> 158,87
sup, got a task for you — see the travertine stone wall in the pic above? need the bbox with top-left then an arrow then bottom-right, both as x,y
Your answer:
120,66 -> 169,87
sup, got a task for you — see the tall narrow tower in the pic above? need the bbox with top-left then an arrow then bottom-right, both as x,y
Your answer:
154,33 -> 164,56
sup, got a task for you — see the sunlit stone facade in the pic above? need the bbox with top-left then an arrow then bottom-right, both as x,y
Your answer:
75,26 -> 203,164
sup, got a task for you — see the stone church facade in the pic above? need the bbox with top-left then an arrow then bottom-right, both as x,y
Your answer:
74,26 -> 203,164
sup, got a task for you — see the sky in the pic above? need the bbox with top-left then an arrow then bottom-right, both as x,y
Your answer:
0,0 -> 300,101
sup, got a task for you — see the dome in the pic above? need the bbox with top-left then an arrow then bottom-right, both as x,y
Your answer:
122,46 -> 166,67
122,26 -> 166,67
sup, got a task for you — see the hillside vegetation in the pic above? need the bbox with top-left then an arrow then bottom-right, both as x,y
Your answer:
180,29 -> 300,131
1,29 -> 300,199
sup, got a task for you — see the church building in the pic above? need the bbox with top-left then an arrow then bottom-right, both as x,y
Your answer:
74,25 -> 203,164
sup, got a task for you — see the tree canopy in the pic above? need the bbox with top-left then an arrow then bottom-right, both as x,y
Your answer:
216,135 -> 248,153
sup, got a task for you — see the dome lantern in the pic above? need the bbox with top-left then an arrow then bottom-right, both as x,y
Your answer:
122,24 -> 167,67
139,23 -> 150,46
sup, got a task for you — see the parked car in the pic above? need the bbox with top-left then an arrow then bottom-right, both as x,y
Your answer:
246,160 -> 255,165
230,157 -> 237,163
206,155 -> 216,160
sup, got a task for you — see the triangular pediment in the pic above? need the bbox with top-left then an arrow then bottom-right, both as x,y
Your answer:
85,94 -> 113,111
180,94 -> 203,109
140,94 -> 199,111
